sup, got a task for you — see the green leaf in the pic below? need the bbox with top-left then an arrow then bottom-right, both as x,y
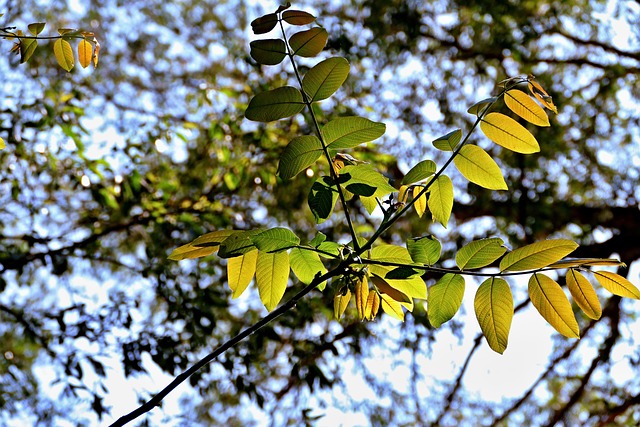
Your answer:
407,236 -> 441,265
401,160 -> 436,185
250,39 -> 287,65
454,144 -> 508,190
456,238 -> 506,270
245,86 -> 305,122
282,10 -> 316,25
427,175 -> 453,227
302,57 -> 350,102
379,293 -> 406,321
251,13 -> 279,34
53,38 -> 74,72
278,135 -> 323,179
428,273 -> 465,328
499,239 -> 578,272
218,230 -> 260,258
290,247 -> 327,289
593,271 -> 640,299
227,250 -> 258,299
323,116 -> 386,150
340,164 -> 396,198
28,22 -> 46,35
371,275 -> 411,304
369,245 -> 427,299
385,267 -> 420,280
289,27 -> 328,57
20,38 -> 38,64
475,277 -> 513,354
256,251 -> 290,311
316,241 -> 340,258
504,89 -> 550,127
566,269 -> 601,319
467,97 -> 497,116
480,112 -> 540,154
432,129 -> 462,151
309,232 -> 326,247
192,230 -> 238,247
528,273 -> 580,338
308,176 -> 339,223
168,230 -> 238,260
251,227 -> 300,252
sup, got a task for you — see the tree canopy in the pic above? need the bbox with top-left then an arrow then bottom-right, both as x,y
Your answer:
1,0 -> 639,426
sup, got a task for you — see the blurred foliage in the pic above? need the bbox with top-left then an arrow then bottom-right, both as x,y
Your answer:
0,0 -> 638,426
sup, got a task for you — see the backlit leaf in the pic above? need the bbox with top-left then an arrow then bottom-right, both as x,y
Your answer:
474,277 -> 513,354
370,275 -> 411,304
250,39 -> 286,65
340,164 -> 396,198
334,288 -> 351,319
227,250 -> 258,299
245,86 -> 305,122
481,112 -> 540,154
289,27 -> 328,57
302,57 -> 350,102
218,230 -> 260,258
278,135 -> 323,179
549,258 -> 624,268
427,175 -> 453,227
504,89 -> 550,126
467,97 -> 497,116
251,13 -> 279,34
593,271 -> 640,299
290,247 -> 327,289
412,186 -> 427,218
379,293 -> 405,321
78,39 -> 92,68
528,273 -> 580,338
256,251 -> 290,311
308,176 -> 339,223
528,80 -> 558,114
0,137 -> 5,150
355,276 -> 370,321
407,235 -> 441,265
28,22 -> 46,35
454,144 -> 508,190
323,116 -> 386,150
365,291 -> 380,320
251,227 -> 300,252
282,10 -> 316,25
53,38 -> 74,72
566,269 -> 601,319
499,239 -> 578,272
402,160 -> 436,185
456,238 -> 506,270
432,129 -> 462,151
20,38 -> 38,64
168,230 -> 238,260
428,273 -> 465,328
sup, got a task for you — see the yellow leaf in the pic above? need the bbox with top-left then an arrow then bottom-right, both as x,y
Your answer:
355,275 -> 370,321
379,293 -> 405,321
480,112 -> 540,154
593,271 -> 640,299
499,239 -> 578,272
504,89 -> 550,127
549,258 -> 624,268
78,39 -> 92,68
227,250 -> 258,299
365,291 -> 380,320
529,273 -> 580,338
453,144 -> 507,190
398,185 -> 409,204
370,274 -> 411,304
334,288 -> 351,320
474,277 -> 513,354
53,38 -> 74,71
0,137 -> 5,150
255,251 -> 290,311
427,174 -> 453,227
168,230 -> 237,260
528,80 -> 558,114
412,186 -> 427,217
93,40 -> 100,67
566,269 -> 601,319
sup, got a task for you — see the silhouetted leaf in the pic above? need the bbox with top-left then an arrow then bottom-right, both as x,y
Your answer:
250,39 -> 286,65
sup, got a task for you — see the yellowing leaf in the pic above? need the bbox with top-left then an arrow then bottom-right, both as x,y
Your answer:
28,22 -> 46,35
282,10 -> 316,25
593,271 -> 640,299
20,38 -> 38,64
454,144 -> 507,190
480,112 -> 540,154
413,186 -> 427,218
289,27 -> 328,57
0,137 -> 5,150
474,277 -> 513,354
334,288 -> 351,319
499,239 -> 578,272
504,89 -> 550,127
370,274 -> 411,304
78,39 -> 92,68
365,291 -> 380,320
528,80 -> 558,114
427,175 -> 453,227
528,273 -> 580,338
428,273 -> 465,328
355,276 -> 370,320
379,293 -> 405,321
566,269 -> 601,319
255,251 -> 290,311
289,247 -> 327,290
456,238 -> 506,270
168,230 -> 237,260
549,258 -> 624,268
53,38 -> 74,72
227,250 -> 258,299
